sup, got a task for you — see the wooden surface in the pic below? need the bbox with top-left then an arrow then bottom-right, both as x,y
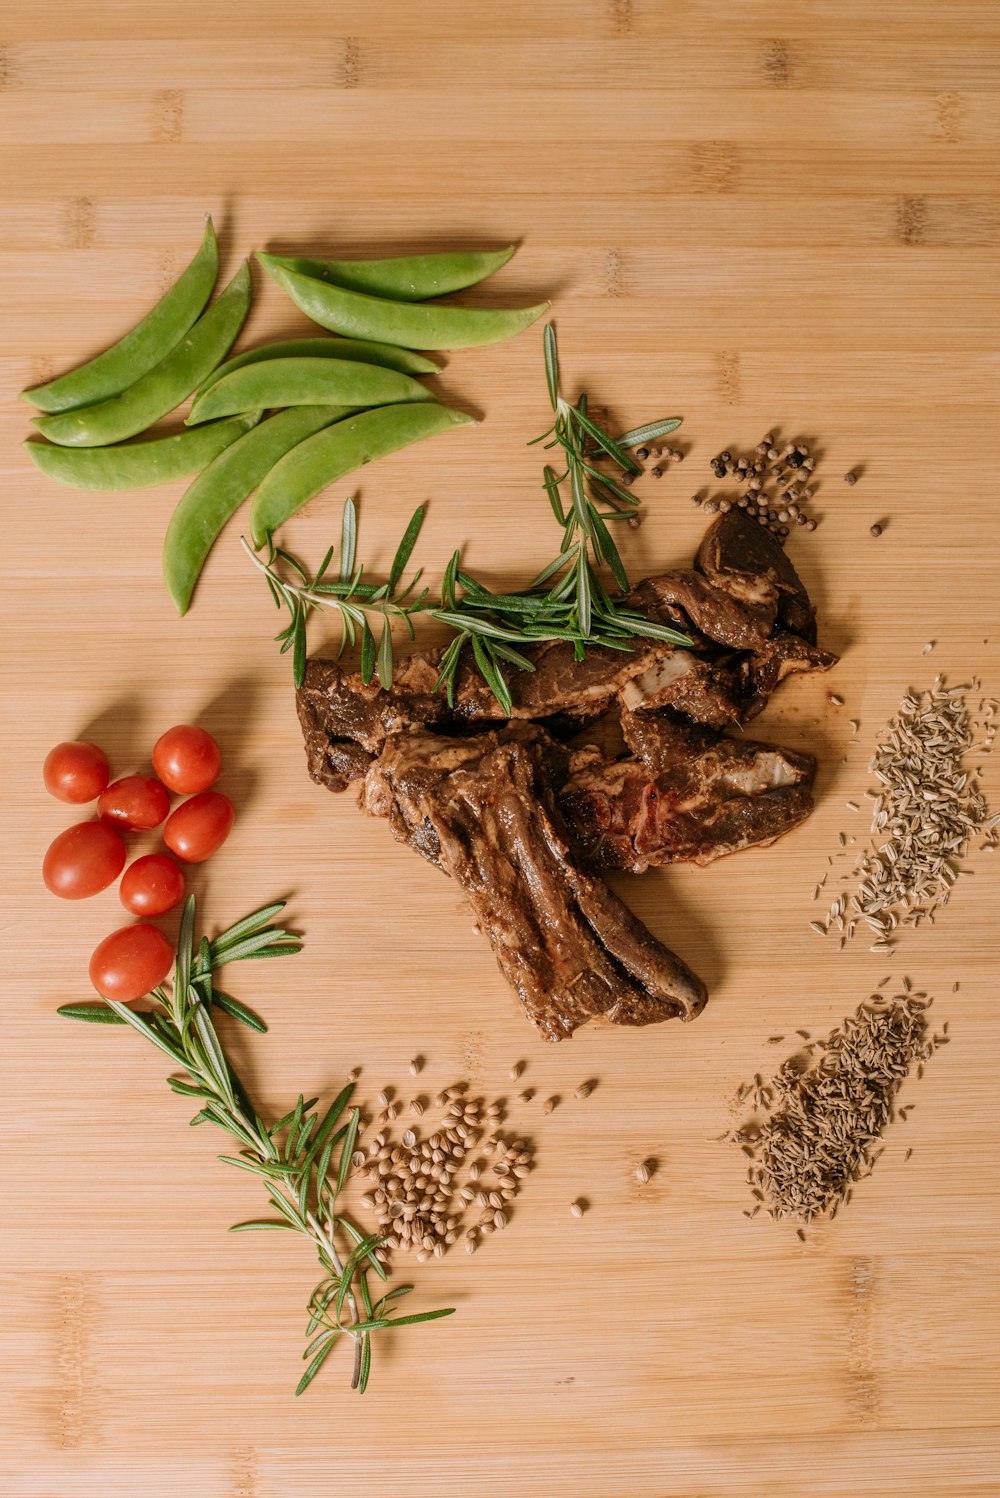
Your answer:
2,2 -> 999,1494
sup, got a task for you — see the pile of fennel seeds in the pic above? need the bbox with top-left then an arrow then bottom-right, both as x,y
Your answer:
729,986 -> 946,1227
814,677 -> 996,951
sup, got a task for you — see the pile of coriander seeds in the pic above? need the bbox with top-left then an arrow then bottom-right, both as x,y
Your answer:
355,1083 -> 534,1261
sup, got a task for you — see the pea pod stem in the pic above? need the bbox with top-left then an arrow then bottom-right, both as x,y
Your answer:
258,254 -> 548,351
263,245 -> 515,302
21,220 -> 219,414
33,261 -> 253,448
186,357 -> 433,426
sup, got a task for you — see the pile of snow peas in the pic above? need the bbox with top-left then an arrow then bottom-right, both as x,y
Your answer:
21,220 -> 547,615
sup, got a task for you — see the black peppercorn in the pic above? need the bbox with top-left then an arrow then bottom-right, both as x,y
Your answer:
650,465 -> 662,478
713,465 -> 726,479
787,450 -> 804,468
870,521 -> 883,537
636,447 -> 650,460
845,470 -> 858,486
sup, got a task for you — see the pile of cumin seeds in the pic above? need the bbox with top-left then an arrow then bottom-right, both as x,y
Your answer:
818,677 -> 995,951
730,992 -> 945,1225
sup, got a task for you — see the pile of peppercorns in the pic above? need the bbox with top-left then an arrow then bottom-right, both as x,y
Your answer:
694,434 -> 819,545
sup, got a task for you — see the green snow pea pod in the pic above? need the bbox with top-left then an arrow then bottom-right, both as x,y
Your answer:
33,262 -> 252,449
197,335 -> 438,395
186,356 -> 432,426
163,405 -> 351,615
24,413 -> 261,492
249,402 -> 474,547
21,220 -> 219,414
257,255 -> 548,352
263,244 -> 515,301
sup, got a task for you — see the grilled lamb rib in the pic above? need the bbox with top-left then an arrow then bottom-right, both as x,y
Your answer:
559,710 -> 815,873
365,724 -> 706,1041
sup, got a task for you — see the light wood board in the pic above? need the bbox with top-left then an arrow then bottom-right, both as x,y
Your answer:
2,2 -> 999,1494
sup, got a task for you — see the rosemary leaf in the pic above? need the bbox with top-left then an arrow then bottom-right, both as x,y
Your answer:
211,990 -> 268,1033
388,505 -> 426,592
57,1002 -> 126,1025
295,1333 -> 340,1396
615,416 -> 683,450
340,497 -> 357,582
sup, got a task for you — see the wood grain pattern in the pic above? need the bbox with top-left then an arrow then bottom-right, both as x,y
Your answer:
2,1 -> 999,1493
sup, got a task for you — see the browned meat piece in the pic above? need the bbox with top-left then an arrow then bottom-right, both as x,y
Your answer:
696,508 -> 818,643
560,711 -> 815,872
382,728 -> 706,1040
297,653 -> 448,791
625,568 -> 778,650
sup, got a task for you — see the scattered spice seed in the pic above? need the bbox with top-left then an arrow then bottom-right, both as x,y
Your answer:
409,1056 -> 423,1076
844,470 -> 858,486
542,1096 -> 558,1116
829,693 -> 845,707
509,1062 -> 524,1081
570,1200 -> 586,1218
634,1161 -> 652,1184
870,523 -> 883,538
573,1080 -> 596,1100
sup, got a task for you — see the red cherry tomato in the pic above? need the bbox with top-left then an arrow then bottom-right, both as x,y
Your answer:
89,923 -> 174,1002
163,791 -> 234,863
43,821 -> 127,899
152,724 -> 222,795
43,741 -> 110,803
119,854 -> 186,917
98,775 -> 170,831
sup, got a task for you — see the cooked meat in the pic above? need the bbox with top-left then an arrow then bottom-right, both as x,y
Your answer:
617,650 -> 743,726
736,633 -> 838,722
696,508 -> 818,643
625,568 -> 778,651
389,728 -> 707,1040
295,513 -> 836,1042
560,710 -> 815,872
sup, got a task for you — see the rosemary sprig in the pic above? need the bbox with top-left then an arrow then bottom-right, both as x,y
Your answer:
241,498 -> 429,689
58,894 -> 454,1395
246,324 -> 692,711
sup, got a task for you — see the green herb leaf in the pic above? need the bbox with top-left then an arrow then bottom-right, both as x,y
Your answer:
56,1002 -> 127,1025
615,416 -> 683,450
295,1332 -> 340,1396
211,990 -> 268,1033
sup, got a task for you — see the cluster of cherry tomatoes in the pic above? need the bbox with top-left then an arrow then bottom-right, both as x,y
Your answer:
42,725 -> 234,1003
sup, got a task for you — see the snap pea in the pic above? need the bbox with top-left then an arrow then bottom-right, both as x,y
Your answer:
186,356 -> 432,427
263,245 -> 515,302
258,254 -> 548,351
249,402 -> 474,547
198,335 -> 438,394
24,412 -> 261,492
163,405 -> 351,615
33,261 -> 252,449
21,220 -> 219,414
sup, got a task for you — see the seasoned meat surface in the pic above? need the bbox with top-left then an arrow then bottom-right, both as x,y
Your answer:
560,711 -> 815,872
405,730 -> 707,1040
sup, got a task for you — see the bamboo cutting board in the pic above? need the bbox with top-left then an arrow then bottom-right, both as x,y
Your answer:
2,3 -> 999,1494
